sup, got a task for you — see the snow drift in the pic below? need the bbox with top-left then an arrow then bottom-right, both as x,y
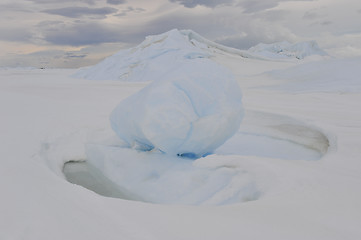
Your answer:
110,58 -> 243,157
248,40 -> 328,59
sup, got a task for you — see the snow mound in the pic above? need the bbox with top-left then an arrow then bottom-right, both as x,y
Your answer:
248,41 -> 328,59
73,29 -> 258,81
110,58 -> 243,157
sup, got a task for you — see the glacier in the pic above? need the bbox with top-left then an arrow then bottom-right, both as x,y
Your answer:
110,58 -> 243,158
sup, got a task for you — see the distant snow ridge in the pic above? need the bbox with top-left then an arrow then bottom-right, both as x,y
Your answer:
73,29 -> 255,81
248,41 -> 328,59
110,58 -> 243,158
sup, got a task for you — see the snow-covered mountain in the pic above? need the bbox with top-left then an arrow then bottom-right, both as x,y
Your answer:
72,29 -> 259,81
73,30 -> 328,81
248,40 -> 328,59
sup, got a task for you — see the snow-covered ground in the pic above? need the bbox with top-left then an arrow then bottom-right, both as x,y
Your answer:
1,31 -> 361,239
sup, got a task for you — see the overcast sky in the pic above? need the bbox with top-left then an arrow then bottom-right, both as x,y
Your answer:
1,0 -> 360,68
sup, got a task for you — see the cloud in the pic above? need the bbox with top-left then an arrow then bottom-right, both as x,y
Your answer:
0,3 -> 33,13
170,0 -> 313,12
321,21 -> 332,26
26,0 -> 96,4
0,49 -> 91,68
215,34 -> 277,49
115,6 -> 145,17
238,0 -> 279,13
0,27 -> 33,42
40,22 -> 127,46
169,0 -> 234,8
0,42 -> 132,68
107,0 -> 127,5
238,0 -> 314,13
140,7 -> 300,50
303,11 -> 321,20
64,52 -> 88,58
42,7 -> 118,18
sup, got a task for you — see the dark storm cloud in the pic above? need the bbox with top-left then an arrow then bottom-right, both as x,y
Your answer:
107,0 -> 127,5
115,6 -> 146,17
42,7 -> 118,18
169,0 -> 234,8
41,22 -> 127,46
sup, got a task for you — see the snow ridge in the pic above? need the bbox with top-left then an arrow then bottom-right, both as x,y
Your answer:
248,40 -> 328,59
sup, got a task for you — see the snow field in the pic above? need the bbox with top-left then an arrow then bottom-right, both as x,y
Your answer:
1,30 -> 361,239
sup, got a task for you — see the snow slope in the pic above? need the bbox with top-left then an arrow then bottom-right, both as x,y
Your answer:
1,32 -> 361,239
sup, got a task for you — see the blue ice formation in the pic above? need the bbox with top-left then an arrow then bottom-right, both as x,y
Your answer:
110,58 -> 243,158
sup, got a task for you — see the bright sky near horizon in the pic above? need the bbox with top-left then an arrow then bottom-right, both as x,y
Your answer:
1,0 -> 360,68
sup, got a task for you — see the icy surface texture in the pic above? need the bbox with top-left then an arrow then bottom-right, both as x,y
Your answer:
73,29 -> 258,81
110,58 -> 243,157
248,41 -> 328,59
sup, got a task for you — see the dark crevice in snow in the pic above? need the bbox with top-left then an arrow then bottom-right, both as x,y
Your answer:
63,160 -> 145,202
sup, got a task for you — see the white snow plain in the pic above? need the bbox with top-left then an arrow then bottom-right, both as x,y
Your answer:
1,30 -> 361,239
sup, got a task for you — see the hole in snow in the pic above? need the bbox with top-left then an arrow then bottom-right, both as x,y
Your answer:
62,110 -> 330,206
63,155 -> 263,206
63,160 -> 144,202
216,110 -> 330,160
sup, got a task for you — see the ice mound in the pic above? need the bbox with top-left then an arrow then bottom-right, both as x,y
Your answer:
73,29 -> 256,81
110,58 -> 243,157
248,40 -> 328,59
